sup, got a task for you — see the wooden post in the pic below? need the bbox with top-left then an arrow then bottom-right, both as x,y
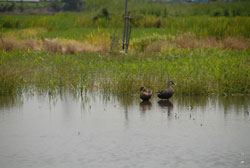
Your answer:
122,0 -> 128,51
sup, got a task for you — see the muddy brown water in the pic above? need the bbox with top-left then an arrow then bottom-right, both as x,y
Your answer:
0,92 -> 250,168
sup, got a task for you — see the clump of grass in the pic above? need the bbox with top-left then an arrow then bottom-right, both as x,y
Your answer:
23,39 -> 41,50
63,41 -> 81,54
43,38 -> 63,53
173,34 -> 250,50
62,40 -> 103,54
172,33 -> 220,49
0,37 -> 23,51
0,68 -> 22,95
130,34 -> 165,52
222,37 -> 250,50
79,43 -> 104,53
85,29 -> 110,53
42,38 -> 108,54
173,33 -> 199,49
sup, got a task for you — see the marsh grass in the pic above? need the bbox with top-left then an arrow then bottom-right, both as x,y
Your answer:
1,49 -> 249,96
0,66 -> 23,95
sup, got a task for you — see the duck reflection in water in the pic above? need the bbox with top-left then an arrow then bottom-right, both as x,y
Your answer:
139,100 -> 152,112
158,100 -> 174,116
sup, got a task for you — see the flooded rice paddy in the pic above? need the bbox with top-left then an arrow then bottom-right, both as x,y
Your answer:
0,91 -> 250,168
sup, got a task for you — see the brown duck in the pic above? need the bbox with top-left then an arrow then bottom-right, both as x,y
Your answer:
157,81 -> 176,100
140,86 -> 152,101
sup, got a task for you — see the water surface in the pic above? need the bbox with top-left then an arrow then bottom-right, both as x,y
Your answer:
0,92 -> 250,168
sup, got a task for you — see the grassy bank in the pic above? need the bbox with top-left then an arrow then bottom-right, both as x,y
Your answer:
1,49 -> 250,96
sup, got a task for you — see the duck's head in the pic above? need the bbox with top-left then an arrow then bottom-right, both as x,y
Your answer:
140,86 -> 145,91
168,80 -> 176,86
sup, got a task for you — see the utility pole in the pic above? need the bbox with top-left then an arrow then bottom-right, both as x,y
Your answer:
122,0 -> 131,54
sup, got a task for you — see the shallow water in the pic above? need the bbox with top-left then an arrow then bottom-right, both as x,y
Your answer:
0,92 -> 250,168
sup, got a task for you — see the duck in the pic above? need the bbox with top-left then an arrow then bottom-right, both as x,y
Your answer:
140,86 -> 152,101
157,80 -> 176,100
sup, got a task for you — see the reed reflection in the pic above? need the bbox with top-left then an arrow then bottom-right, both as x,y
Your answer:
157,100 -> 173,116
0,94 -> 23,111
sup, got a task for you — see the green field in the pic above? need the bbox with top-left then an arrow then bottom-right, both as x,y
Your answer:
1,14 -> 250,38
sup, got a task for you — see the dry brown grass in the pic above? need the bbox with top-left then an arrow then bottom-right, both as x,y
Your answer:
62,41 -> 104,54
0,37 -> 24,51
171,33 -> 250,50
63,41 -> 81,54
43,38 -> 63,53
173,33 -> 220,49
0,37 -> 107,54
173,33 -> 198,49
1,35 -> 249,54
145,40 -> 165,53
23,39 -> 41,51
140,33 -> 249,53
42,38 -> 108,54
222,37 -> 250,50
81,44 -> 104,53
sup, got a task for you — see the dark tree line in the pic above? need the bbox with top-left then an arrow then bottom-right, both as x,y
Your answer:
51,0 -> 84,12
0,0 -> 85,13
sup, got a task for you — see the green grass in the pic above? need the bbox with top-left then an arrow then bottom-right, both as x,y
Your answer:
1,14 -> 249,39
1,49 -> 249,96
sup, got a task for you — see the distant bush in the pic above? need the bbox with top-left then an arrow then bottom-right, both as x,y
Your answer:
2,18 -> 19,28
93,8 -> 110,21
223,8 -> 230,17
50,0 -> 62,12
0,4 -> 7,12
0,3 -> 15,12
211,8 -> 224,17
93,8 -> 111,27
132,14 -> 163,28
62,0 -> 83,11
232,8 -> 240,17
0,1 -> 250,17
8,3 -> 15,12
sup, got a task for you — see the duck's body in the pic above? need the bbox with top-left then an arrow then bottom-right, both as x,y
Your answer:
157,88 -> 174,99
157,81 -> 175,100
140,87 -> 152,101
